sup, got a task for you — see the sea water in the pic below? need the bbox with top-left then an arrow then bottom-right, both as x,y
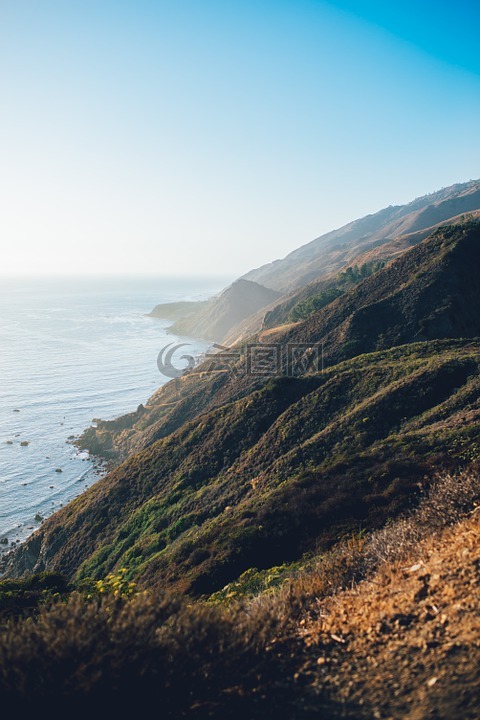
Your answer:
0,275 -> 227,553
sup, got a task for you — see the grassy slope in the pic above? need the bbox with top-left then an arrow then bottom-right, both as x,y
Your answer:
283,222 -> 480,361
77,223 -> 480,463
5,223 -> 480,600
8,338 -> 480,597
1,473 -> 477,719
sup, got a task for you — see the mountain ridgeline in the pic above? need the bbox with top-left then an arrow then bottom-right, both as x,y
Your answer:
147,179 -> 480,346
5,218 -> 480,599
243,179 -> 480,292
74,219 -> 480,462
149,278 -> 280,343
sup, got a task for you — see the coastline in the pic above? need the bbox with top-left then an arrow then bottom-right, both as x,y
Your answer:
0,447 -> 109,573
0,277 -> 222,572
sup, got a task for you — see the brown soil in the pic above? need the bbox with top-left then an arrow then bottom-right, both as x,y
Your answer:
299,512 -> 480,719
258,322 -> 300,340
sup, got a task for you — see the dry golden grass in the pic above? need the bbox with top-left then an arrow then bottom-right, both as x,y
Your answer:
258,322 -> 300,340
0,469 -> 478,718
296,504 -> 480,718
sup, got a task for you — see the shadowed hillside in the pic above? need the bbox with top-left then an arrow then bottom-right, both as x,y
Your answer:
2,204 -> 480,717
255,211 -> 480,336
4,222 -> 476,594
282,221 -> 480,362
6,333 -> 480,596
71,222 -> 480,465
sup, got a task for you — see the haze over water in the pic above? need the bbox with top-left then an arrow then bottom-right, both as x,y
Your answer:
0,276 -> 225,551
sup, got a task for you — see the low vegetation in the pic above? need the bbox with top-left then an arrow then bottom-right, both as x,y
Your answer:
0,469 -> 477,717
2,221 -> 480,715
288,260 -> 385,322
6,337 -> 480,599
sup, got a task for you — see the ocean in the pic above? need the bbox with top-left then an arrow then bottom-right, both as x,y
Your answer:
0,275 -> 228,554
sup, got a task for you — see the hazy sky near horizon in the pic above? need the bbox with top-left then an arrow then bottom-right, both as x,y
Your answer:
1,0 -> 479,277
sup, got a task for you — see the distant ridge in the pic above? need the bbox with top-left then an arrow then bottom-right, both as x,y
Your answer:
243,179 -> 480,292
146,180 -> 480,346
149,278 -> 280,342
6,223 -> 480,594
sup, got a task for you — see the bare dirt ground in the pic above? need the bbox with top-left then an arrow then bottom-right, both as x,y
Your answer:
298,511 -> 480,719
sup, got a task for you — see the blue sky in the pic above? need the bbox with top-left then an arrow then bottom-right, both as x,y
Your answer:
1,0 -> 479,276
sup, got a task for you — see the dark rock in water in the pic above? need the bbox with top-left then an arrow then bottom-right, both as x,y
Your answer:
34,514 -> 44,523
0,538 -> 8,545
55,468 -> 63,473
20,441 -> 29,447
6,440 -> 13,445
13,409 -> 20,413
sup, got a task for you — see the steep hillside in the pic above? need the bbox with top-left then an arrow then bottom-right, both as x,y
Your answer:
255,212 -> 480,333
6,338 -> 480,597
150,278 -> 280,342
3,188 -> 480,717
299,510 -> 480,719
1,471 -> 477,718
244,179 -> 480,291
282,221 -> 480,363
4,222 -> 480,602
76,222 -> 480,463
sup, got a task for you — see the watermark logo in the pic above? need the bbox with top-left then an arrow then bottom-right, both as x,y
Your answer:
157,341 -> 324,380
202,343 -> 243,377
246,344 -> 281,376
156,342 -> 196,379
287,343 -> 321,376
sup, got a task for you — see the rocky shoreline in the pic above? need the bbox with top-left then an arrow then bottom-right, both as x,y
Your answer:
0,447 -> 109,576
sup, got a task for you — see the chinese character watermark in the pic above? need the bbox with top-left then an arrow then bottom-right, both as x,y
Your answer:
157,341 -> 324,380
246,344 -> 280,376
